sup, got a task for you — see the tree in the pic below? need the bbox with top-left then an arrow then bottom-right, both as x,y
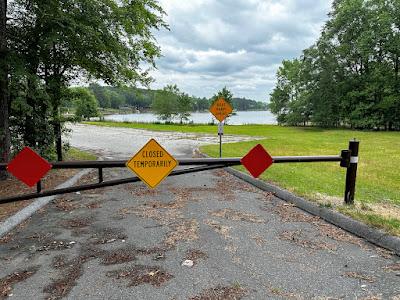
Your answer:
268,59 -> 311,126
0,0 -> 10,179
71,88 -> 98,121
152,85 -> 179,122
269,0 -> 400,130
89,83 -> 111,108
210,87 -> 234,123
211,86 -> 233,106
176,92 -> 192,123
8,0 -> 168,160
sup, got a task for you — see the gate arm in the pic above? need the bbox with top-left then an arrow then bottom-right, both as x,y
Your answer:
0,155 -> 343,170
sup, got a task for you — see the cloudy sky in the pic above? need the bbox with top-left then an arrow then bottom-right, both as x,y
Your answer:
148,0 -> 333,102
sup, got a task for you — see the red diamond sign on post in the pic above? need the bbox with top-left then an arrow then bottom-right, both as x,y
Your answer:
7,147 -> 52,187
240,144 -> 273,178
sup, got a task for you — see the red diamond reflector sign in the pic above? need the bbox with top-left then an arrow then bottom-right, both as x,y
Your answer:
240,144 -> 273,178
7,147 -> 52,187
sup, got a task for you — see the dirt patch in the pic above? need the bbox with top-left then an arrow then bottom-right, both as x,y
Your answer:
31,240 -> 75,252
271,204 -> 319,223
52,255 -> 68,269
44,255 -> 87,300
268,286 -> 302,299
0,233 -> 14,245
0,219 -> 30,245
76,172 -> 107,195
375,247 -> 395,259
210,208 -> 264,223
344,271 -> 375,283
164,219 -> 199,248
27,231 -> 54,241
101,247 -> 137,265
213,169 -> 272,197
270,203 -> 367,250
118,188 -> 204,250
168,186 -> 193,201
190,284 -> 247,300
251,235 -> 266,246
358,296 -> 383,300
89,227 -> 127,245
85,202 -> 102,209
119,205 -> 183,224
312,221 -> 366,249
384,263 -> 400,271
125,184 -> 159,197
204,219 -> 231,239
137,186 -> 201,211
314,193 -> 400,221
185,249 -> 208,264
107,265 -> 173,287
54,197 -> 79,212
61,216 -> 94,229
0,267 -> 39,299
0,169 -> 77,221
51,244 -> 165,273
278,230 -> 337,252
135,246 -> 166,256
46,246 -> 108,299
54,197 -> 102,211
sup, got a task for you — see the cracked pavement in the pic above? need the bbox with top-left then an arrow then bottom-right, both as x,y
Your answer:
0,126 -> 399,299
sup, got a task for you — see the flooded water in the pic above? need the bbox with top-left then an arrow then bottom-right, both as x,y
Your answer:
103,110 -> 276,125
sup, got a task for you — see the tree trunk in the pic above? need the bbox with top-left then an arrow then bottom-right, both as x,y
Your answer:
54,116 -> 62,161
0,0 -> 10,180
45,67 -> 64,161
24,77 -> 38,147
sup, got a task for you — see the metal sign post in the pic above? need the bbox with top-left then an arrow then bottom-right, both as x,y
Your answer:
218,122 -> 224,157
209,97 -> 232,159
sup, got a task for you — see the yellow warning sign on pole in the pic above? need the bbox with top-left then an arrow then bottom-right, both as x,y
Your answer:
209,97 -> 233,122
126,139 -> 178,188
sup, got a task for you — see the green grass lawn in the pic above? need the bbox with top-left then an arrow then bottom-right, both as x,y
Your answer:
65,147 -> 97,161
86,121 -> 400,234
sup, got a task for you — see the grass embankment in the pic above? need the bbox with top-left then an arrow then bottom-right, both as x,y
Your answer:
0,147 -> 96,222
86,121 -> 400,235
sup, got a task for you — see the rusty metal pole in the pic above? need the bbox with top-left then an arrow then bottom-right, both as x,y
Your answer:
344,139 -> 359,205
98,167 -> 103,183
36,180 -> 42,193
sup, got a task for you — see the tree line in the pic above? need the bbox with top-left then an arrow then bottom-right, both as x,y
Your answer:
268,0 -> 400,130
0,0 -> 167,172
84,84 -> 267,112
68,84 -> 267,123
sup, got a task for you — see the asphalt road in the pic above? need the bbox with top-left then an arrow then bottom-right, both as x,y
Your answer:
67,124 -> 259,158
0,126 -> 399,299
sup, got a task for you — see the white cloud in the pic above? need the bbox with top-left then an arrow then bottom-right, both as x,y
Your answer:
149,0 -> 332,101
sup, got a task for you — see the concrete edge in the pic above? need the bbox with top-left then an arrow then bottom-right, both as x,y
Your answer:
0,168 -> 91,238
224,167 -> 400,257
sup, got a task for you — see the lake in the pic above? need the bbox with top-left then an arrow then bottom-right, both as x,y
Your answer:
104,110 -> 276,125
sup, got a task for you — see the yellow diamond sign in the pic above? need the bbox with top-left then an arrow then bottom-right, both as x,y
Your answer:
209,97 -> 233,122
126,139 -> 178,188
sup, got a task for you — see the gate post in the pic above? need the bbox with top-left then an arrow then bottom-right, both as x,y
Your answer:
344,139 -> 359,205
